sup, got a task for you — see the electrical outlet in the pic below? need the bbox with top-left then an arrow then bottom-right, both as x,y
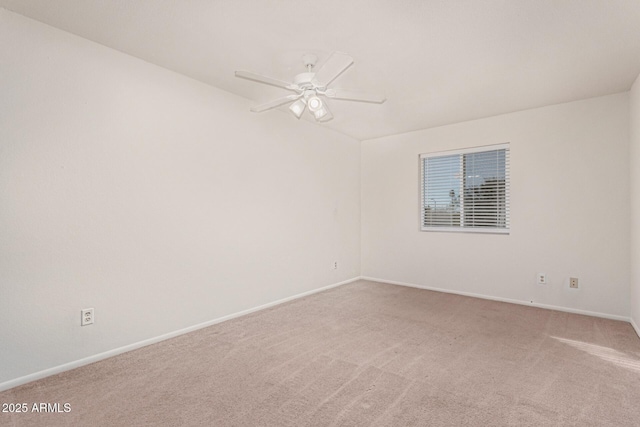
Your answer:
569,277 -> 579,289
333,261 -> 338,270
81,308 -> 94,326
537,273 -> 547,285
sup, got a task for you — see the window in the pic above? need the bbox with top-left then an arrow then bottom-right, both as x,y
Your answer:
420,143 -> 510,233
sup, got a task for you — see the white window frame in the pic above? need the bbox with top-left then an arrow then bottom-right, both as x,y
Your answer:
420,143 -> 510,234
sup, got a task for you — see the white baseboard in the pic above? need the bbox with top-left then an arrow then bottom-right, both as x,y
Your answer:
631,317 -> 640,338
361,276 -> 630,322
0,276 -> 362,393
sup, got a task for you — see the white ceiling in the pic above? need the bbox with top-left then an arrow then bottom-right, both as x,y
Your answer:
2,0 -> 640,141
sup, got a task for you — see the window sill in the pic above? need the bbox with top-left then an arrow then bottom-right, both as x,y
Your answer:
420,227 -> 510,235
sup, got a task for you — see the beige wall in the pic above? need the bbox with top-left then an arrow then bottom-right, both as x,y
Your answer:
631,73 -> 640,332
0,10 -> 361,385
361,93 -> 630,318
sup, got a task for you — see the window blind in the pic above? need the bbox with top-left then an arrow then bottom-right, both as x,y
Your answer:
420,144 -> 510,233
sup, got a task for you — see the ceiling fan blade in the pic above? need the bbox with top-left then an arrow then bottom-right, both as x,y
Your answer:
235,70 -> 298,91
325,89 -> 386,104
313,52 -> 354,87
250,94 -> 300,113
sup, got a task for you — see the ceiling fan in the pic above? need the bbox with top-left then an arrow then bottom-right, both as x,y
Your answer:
235,52 -> 386,122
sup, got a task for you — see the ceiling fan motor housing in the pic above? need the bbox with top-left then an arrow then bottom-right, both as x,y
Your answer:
294,72 -> 316,88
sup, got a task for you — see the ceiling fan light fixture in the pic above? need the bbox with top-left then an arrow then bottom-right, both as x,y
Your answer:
307,96 -> 323,112
313,103 -> 330,121
289,98 -> 306,119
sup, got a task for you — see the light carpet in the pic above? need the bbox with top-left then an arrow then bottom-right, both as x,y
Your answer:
2,280 -> 640,426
